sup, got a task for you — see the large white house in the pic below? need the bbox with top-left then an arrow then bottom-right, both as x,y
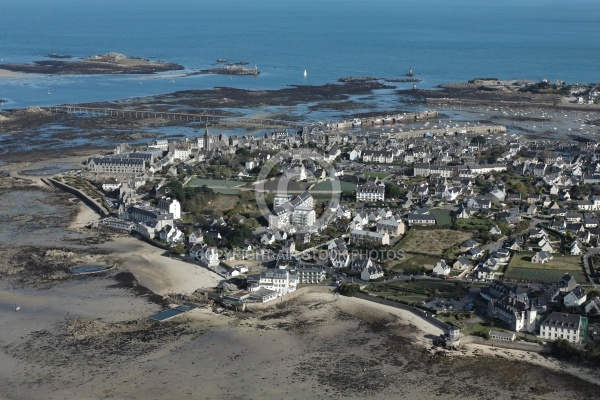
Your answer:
539,312 -> 582,344
268,191 -> 316,231
356,182 -> 385,202
407,208 -> 436,226
328,238 -> 350,269
157,197 -> 181,220
248,269 -> 298,296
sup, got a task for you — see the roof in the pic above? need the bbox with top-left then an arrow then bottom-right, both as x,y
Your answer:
489,330 -> 515,339
541,312 -> 582,329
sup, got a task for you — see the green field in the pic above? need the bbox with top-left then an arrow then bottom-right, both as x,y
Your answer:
430,209 -> 453,226
364,172 -> 391,180
510,253 -> 582,270
383,280 -> 469,300
506,253 -> 587,283
311,180 -> 357,192
187,178 -> 244,188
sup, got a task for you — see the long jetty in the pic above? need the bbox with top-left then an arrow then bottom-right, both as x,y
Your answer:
44,106 -> 303,130
332,110 -> 438,129
388,124 -> 506,139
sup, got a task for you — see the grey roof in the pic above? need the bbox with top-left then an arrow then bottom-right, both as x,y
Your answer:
541,312 -> 582,329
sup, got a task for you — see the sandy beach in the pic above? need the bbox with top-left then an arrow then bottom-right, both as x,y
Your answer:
2,287 -> 599,400
0,68 -> 40,78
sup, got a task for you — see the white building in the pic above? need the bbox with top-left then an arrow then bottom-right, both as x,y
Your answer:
407,208 -> 436,226
157,197 -> 181,220
102,179 -> 122,192
249,269 -> 297,296
539,312 -> 582,344
328,238 -> 350,269
198,247 -> 219,266
432,259 -> 451,277
532,251 -> 553,264
356,183 -> 385,202
268,191 -> 315,231
361,265 -> 384,281
563,286 -> 587,308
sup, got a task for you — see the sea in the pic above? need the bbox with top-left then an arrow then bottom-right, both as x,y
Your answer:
0,0 -> 599,110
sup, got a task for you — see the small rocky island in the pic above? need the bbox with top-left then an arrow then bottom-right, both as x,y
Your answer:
199,64 -> 259,76
0,52 -> 184,75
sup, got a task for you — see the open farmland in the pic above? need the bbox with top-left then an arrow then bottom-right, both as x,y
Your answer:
505,253 -> 587,283
395,228 -> 472,256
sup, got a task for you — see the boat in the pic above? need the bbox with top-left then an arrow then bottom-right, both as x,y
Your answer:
352,118 -> 362,127
304,69 -> 307,78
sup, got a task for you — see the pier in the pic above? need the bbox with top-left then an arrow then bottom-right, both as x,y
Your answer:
331,111 -> 438,129
388,124 -> 506,139
44,106 -> 303,130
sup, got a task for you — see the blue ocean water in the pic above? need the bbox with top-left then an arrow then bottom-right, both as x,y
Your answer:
0,0 -> 598,109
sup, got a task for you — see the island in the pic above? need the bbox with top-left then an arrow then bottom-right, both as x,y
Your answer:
0,52 -> 184,75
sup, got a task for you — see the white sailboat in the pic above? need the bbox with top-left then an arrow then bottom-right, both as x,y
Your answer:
303,69 -> 307,78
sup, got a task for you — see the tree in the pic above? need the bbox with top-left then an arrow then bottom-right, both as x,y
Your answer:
471,135 -> 486,145
385,182 -> 405,199
338,282 -> 360,297
171,243 -> 187,255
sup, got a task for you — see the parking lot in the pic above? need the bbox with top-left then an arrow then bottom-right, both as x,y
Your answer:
420,288 -> 480,314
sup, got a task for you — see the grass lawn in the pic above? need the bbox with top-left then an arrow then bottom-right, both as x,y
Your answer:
211,188 -> 241,195
395,228 -> 472,256
311,180 -> 357,192
363,171 -> 391,180
384,280 -> 469,299
187,178 -> 244,188
505,252 -> 587,283
376,292 -> 429,305
430,209 -> 453,226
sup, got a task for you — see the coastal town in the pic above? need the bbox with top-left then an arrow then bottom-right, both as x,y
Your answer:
40,88 -> 600,357
3,76 -> 600,399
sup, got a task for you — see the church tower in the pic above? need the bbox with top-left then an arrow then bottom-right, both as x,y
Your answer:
203,125 -> 210,150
